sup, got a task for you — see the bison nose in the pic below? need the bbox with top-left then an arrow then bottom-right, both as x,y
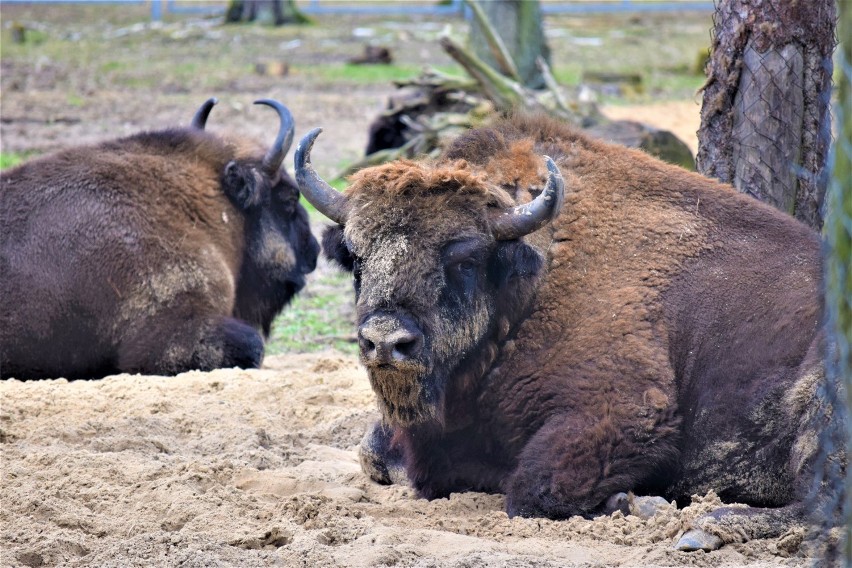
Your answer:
359,315 -> 424,365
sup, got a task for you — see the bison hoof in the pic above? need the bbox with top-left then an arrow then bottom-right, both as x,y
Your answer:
604,492 -> 631,516
358,421 -> 408,486
675,529 -> 723,552
630,495 -> 672,520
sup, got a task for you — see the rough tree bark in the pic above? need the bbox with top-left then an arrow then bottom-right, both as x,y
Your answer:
468,0 -> 551,89
697,0 -> 835,230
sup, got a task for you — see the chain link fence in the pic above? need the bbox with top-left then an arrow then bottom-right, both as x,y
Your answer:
819,1 -> 851,561
805,1 -> 848,564
701,1 -> 848,564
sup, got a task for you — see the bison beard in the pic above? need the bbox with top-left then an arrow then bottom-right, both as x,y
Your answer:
0,98 -> 319,380
296,114 -> 844,552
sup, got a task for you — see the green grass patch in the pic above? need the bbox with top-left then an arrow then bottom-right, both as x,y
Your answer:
67,93 -> 85,107
172,61 -> 198,77
99,60 -> 125,73
551,66 -> 583,86
0,153 -> 26,170
644,73 -> 706,101
266,269 -> 357,355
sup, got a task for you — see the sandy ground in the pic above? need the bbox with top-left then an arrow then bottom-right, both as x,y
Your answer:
602,101 -> 703,157
1,351 -> 816,568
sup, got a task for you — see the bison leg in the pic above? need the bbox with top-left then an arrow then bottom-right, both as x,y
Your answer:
504,415 -> 672,519
118,315 -> 264,375
358,420 -> 407,485
677,353 -> 845,551
675,503 -> 803,551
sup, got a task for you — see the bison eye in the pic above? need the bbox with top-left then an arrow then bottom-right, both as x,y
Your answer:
453,260 -> 477,277
445,258 -> 481,303
442,239 -> 487,300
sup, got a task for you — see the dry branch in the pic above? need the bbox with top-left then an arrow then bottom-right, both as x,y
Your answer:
357,26 -> 695,176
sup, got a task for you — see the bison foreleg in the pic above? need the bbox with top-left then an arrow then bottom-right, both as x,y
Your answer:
118,315 -> 264,375
358,420 -> 407,486
675,503 -> 803,551
504,415 -> 669,519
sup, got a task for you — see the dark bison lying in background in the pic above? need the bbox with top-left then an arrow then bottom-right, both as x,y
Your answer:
294,114 -> 844,551
0,98 -> 319,380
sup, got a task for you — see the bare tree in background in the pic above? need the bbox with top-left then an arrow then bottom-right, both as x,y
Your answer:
468,0 -> 550,89
697,0 -> 835,230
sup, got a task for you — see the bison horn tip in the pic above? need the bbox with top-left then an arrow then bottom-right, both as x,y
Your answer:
295,127 -> 324,166
254,99 -> 295,177
490,155 -> 565,241
190,97 -> 218,130
294,127 -> 350,225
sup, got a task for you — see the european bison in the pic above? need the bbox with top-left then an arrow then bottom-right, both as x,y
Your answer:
294,114 -> 844,550
0,98 -> 319,380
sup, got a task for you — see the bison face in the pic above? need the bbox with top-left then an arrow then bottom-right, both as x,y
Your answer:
325,220 -> 547,426
224,164 -> 318,302
324,211 -> 505,425
218,100 -> 320,336
298,130 -> 564,426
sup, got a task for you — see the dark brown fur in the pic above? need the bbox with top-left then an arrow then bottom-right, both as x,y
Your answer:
1,127 -> 318,380
323,114 -> 841,546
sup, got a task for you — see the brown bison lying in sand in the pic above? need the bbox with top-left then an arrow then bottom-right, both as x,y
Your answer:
0,99 -> 319,380
293,114 -> 844,551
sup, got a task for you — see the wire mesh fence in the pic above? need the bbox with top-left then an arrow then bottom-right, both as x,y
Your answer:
808,2 -> 848,565
820,3 -> 851,562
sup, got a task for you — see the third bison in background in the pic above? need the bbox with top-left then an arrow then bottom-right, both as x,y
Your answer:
294,114 -> 843,551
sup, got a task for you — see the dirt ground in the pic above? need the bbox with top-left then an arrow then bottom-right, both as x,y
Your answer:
0,5 -> 821,567
1,353 -> 814,568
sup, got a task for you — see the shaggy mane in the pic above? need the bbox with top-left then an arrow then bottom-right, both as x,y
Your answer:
346,159 -> 504,204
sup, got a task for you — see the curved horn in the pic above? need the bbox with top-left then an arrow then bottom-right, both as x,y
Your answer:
294,128 -> 351,225
190,97 -> 218,130
254,99 -> 295,177
490,156 -> 565,240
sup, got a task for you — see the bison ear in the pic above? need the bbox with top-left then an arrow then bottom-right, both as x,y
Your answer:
491,240 -> 544,287
222,160 -> 264,210
322,225 -> 354,271
491,241 -> 544,324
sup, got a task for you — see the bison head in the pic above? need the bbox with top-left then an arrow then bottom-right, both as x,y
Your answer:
295,128 -> 563,426
195,98 -> 319,336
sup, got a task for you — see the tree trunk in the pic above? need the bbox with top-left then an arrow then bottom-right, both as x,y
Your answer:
696,0 -> 835,230
468,0 -> 551,89
225,0 -> 310,25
